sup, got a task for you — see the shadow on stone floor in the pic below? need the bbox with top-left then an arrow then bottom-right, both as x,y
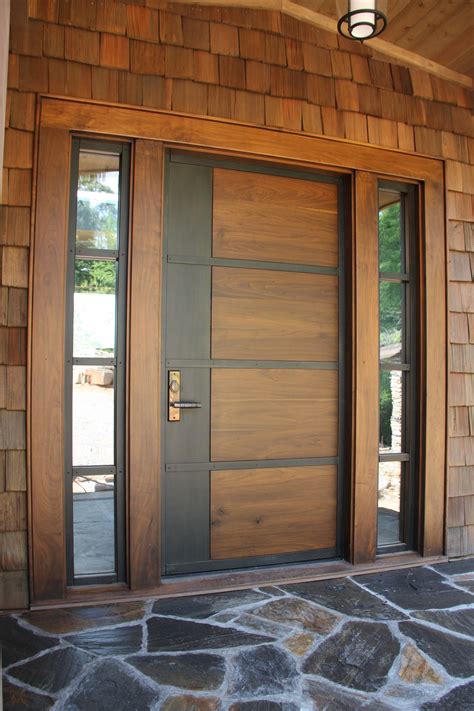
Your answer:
1,560 -> 473,710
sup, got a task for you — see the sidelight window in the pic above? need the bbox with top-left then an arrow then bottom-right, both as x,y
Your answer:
65,139 -> 130,584
377,182 -> 418,551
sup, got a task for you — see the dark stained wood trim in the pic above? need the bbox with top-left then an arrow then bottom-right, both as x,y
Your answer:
351,172 -> 379,564
29,552 -> 447,609
128,140 -> 163,589
40,97 -> 444,183
30,126 -> 70,601
422,178 -> 447,556
29,97 -> 446,604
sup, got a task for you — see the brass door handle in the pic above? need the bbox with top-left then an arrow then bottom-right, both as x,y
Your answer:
168,370 -> 202,421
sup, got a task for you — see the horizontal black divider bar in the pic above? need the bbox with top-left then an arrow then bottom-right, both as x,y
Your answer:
168,254 -> 339,276
166,457 -> 338,473
166,359 -> 338,369
379,453 -> 410,462
165,548 -> 339,576
75,248 -> 119,261
380,362 -> 411,371
70,465 -> 117,478
72,357 -> 115,366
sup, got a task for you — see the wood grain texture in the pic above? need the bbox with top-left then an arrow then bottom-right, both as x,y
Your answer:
423,177 -> 447,557
212,266 -> 338,361
210,466 -> 337,558
30,127 -> 69,600
351,171 -> 379,565
40,99 -> 444,184
213,168 -> 338,267
128,140 -> 163,590
211,368 -> 338,461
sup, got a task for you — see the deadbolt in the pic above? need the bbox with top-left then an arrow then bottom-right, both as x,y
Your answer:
169,379 -> 179,394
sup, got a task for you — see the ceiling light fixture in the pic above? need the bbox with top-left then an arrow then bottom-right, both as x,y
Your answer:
337,0 -> 388,42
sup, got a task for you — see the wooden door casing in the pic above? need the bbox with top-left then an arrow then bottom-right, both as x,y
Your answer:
29,98 -> 446,603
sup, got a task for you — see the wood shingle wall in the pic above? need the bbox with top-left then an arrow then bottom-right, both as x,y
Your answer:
0,0 -> 472,608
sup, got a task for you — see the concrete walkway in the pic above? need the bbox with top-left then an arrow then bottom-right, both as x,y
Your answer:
1,560 -> 473,710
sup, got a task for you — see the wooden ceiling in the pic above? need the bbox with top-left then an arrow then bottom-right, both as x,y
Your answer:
296,0 -> 473,77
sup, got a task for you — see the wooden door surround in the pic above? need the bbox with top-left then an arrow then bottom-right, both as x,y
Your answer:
29,97 -> 446,603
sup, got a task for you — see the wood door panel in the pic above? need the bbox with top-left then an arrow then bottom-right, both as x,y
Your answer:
212,267 -> 338,361
210,466 -> 337,559
211,369 -> 338,461
213,169 -> 338,267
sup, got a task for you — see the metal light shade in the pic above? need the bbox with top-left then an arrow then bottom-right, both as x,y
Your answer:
337,0 -> 388,42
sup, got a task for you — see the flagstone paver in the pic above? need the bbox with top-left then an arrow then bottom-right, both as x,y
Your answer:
354,566 -> 473,609
399,620 -> 474,678
280,577 -> 407,619
127,652 -> 226,691
1,560 -> 473,709
303,620 -> 400,692
61,658 -> 160,710
8,647 -> 95,694
227,644 -> 298,697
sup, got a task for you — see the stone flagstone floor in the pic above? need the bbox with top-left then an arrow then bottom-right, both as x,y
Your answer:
1,560 -> 473,710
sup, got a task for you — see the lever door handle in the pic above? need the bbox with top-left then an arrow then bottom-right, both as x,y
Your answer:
172,402 -> 202,409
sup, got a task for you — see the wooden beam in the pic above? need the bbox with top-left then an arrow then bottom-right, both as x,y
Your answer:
167,0 -> 472,87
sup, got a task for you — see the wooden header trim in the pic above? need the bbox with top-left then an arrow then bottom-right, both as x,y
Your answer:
40,97 -> 443,183
168,0 -> 472,88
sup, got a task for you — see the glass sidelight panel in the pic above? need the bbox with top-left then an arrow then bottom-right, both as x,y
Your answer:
73,475 -> 116,576
73,260 -> 117,358
76,151 -> 120,251
72,365 -> 115,466
66,139 -> 129,585
377,182 -> 417,551
377,462 -> 402,546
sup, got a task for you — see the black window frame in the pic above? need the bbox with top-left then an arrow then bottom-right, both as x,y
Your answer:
65,137 -> 130,586
377,179 -> 419,554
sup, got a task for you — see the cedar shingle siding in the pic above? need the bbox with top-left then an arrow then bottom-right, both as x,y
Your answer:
1,0 -> 472,608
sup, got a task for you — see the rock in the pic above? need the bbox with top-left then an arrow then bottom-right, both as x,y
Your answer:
229,703 -> 299,710
257,586 -> 286,597
283,631 -> 315,655
160,696 -> 220,711
147,616 -> 274,652
304,679 -> 394,710
250,597 -> 340,634
62,658 -> 159,710
65,623 -> 143,655
228,644 -> 298,697
21,601 -> 145,634
398,644 -> 442,685
399,621 -> 474,678
233,612 -> 289,636
421,681 -> 474,710
1,680 -> 54,710
353,567 -> 473,610
432,559 -> 474,576
0,617 -> 58,667
303,620 -> 400,692
281,578 -> 405,620
152,589 -> 269,619
9,646 -> 94,693
411,608 -> 474,637
127,652 -> 226,691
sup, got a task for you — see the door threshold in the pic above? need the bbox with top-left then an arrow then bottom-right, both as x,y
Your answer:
29,551 -> 448,610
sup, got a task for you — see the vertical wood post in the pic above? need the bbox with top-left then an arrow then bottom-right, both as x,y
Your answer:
351,171 -> 379,564
128,140 -> 163,589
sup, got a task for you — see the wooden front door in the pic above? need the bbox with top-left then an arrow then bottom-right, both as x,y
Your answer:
163,152 -> 344,575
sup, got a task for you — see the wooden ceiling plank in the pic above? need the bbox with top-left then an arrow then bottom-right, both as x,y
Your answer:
383,0 -> 447,45
399,4 -> 473,57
